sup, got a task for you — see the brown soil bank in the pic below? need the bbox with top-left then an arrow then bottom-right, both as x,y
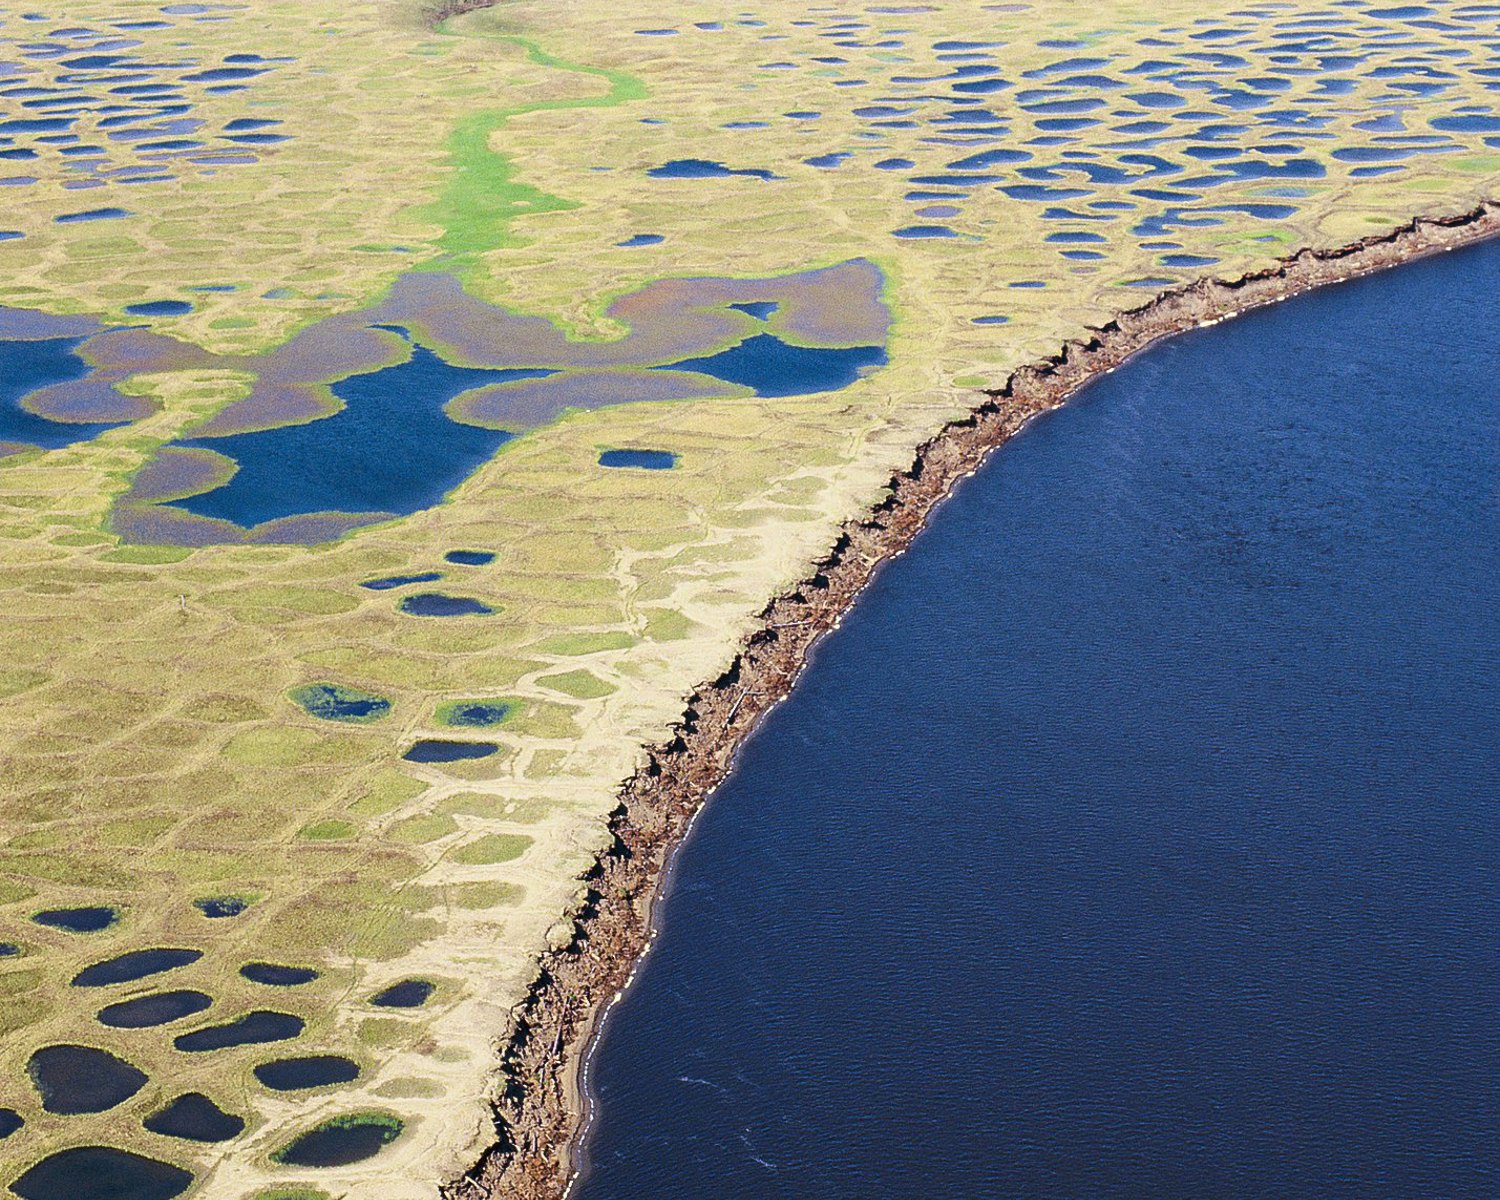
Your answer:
442,200 -> 1500,1200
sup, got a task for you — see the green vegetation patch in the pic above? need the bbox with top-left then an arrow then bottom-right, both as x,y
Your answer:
0,879 -> 36,906
449,833 -> 533,866
451,881 -> 524,909
101,545 -> 193,565
347,769 -> 428,817
531,630 -> 636,657
288,682 -> 393,724
297,819 -> 358,842
223,726 -> 380,767
643,607 -> 695,642
357,1017 -> 419,1049
537,668 -> 615,699
252,1189 -> 332,1200
387,813 -> 459,845
0,668 -> 50,698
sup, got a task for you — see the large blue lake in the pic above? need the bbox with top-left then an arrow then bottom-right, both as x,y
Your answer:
574,238 -> 1500,1198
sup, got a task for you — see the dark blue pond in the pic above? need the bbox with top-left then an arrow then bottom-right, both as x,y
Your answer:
32,904 -> 117,933
647,158 -> 778,181
665,334 -> 886,398
254,1054 -> 361,1091
599,449 -> 677,470
240,961 -> 318,987
0,1108 -> 22,1139
398,592 -> 494,617
97,989 -> 213,1029
575,238 -> 1500,1199
174,1010 -> 304,1052
274,1114 -> 403,1167
361,571 -> 442,590
402,739 -> 498,763
72,947 -> 202,988
193,896 -> 247,918
54,207 -> 129,223
728,301 -> 778,321
123,299 -> 191,317
28,1044 -> 147,1114
370,979 -> 435,1008
143,1092 -> 245,1143
9,1147 -> 191,1200
175,347 -> 549,528
0,338 -> 120,451
445,549 -> 495,565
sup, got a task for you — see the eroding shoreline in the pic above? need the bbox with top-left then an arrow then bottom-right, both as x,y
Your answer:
443,200 -> 1500,1200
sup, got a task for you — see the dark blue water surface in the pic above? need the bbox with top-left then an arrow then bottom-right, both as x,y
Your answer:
173,1010 -> 304,1052
72,948 -> 202,988
0,337 -> 119,450
576,238 -> 1500,1199
31,905 -> 117,933
369,979 -> 435,1008
97,990 -> 212,1029
143,1092 -> 245,1143
177,347 -> 547,527
402,739 -> 498,763
599,449 -> 677,470
240,962 -> 318,987
9,1147 -> 190,1200
665,334 -> 886,398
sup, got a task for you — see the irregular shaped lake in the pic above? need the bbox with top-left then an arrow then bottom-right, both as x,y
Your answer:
575,239 -> 1500,1198
29,1044 -> 148,1114
143,1093 -> 246,1143
9,1147 -> 191,1200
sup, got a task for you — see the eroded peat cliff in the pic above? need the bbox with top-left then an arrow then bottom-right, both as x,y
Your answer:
443,200 -> 1500,1200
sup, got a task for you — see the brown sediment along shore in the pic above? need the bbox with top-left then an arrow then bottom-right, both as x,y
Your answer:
442,200 -> 1500,1200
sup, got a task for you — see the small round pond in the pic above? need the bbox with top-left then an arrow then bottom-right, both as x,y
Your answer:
0,1108 -> 22,1139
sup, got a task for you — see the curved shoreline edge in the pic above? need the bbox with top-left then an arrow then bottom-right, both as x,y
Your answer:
441,200 -> 1500,1200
